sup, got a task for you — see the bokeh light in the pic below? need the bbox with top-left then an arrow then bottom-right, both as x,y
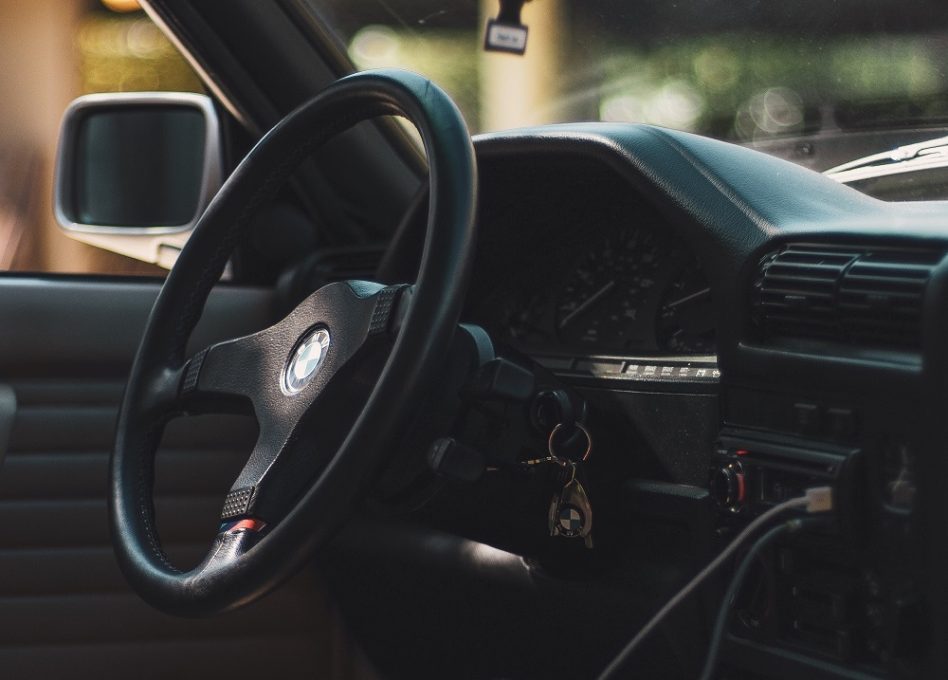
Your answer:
78,12 -> 201,95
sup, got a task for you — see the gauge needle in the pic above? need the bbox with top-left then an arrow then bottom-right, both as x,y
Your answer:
665,287 -> 711,310
559,280 -> 616,329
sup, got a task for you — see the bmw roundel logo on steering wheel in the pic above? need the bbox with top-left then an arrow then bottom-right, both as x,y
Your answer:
282,327 -> 330,395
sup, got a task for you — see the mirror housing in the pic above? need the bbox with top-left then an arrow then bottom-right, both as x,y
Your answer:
54,92 -> 221,268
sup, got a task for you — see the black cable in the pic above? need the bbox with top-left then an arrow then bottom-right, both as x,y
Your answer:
596,497 -> 809,680
697,519 -> 804,680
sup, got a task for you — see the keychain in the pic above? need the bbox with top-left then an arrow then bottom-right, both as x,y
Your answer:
548,459 -> 594,548
522,422 -> 595,548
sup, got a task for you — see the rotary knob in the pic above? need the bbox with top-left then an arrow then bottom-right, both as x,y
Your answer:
710,461 -> 746,512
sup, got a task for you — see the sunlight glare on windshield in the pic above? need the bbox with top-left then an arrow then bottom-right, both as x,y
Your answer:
311,0 -> 948,143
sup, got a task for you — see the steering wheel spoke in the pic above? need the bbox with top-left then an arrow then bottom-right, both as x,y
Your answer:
179,337 -> 266,414
217,420 -> 328,525
217,426 -> 291,524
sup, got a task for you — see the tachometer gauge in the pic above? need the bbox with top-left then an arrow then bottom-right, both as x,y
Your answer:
657,262 -> 716,354
504,291 -> 552,344
555,229 -> 661,349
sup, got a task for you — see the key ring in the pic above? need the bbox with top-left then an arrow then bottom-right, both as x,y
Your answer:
548,422 -> 592,462
519,422 -> 593,469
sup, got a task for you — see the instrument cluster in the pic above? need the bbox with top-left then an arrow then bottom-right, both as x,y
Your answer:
501,224 -> 715,356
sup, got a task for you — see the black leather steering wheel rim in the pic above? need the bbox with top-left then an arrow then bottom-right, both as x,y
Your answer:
110,69 -> 477,616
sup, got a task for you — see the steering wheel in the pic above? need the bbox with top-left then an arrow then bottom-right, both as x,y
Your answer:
110,69 -> 477,616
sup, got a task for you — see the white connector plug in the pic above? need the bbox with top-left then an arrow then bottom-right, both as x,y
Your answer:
804,486 -> 834,513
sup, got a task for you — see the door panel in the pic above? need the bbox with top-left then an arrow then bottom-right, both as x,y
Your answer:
0,277 -> 332,679
0,384 -> 13,473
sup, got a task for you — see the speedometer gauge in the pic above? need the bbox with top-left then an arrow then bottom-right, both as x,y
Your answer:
555,229 -> 662,349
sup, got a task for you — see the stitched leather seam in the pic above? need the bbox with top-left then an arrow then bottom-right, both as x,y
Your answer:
136,418 -> 180,573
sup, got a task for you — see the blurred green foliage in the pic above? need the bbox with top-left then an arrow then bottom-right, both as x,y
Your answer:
350,26 -> 948,139
597,34 -> 947,138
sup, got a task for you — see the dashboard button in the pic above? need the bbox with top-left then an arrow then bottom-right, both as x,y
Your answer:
793,402 -> 822,435
710,461 -> 746,512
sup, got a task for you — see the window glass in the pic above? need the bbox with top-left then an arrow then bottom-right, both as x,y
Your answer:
314,1 -> 948,139
309,1 -> 948,198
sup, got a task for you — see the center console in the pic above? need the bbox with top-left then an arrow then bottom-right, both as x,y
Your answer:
712,400 -> 924,680
714,241 -> 947,680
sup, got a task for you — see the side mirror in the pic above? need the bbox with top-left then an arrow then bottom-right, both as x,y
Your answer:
54,92 -> 221,268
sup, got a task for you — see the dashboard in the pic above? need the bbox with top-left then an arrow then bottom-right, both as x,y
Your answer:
341,123 -> 948,680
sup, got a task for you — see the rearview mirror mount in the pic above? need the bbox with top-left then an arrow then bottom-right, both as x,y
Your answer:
54,92 -> 221,269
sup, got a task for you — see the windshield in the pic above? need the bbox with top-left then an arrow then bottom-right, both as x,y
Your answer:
308,1 -> 948,150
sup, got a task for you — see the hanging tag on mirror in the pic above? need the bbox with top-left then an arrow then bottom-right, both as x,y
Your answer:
484,0 -> 529,55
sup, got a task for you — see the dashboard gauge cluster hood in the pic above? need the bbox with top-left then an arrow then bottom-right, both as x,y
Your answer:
473,123 -> 948,377
475,123 -> 948,251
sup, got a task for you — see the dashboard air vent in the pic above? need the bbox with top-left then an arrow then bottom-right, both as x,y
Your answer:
753,244 -> 944,351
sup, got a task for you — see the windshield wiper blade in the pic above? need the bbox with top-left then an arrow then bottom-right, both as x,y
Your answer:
824,134 -> 948,184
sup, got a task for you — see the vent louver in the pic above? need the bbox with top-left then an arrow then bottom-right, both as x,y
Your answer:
752,244 -> 943,350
